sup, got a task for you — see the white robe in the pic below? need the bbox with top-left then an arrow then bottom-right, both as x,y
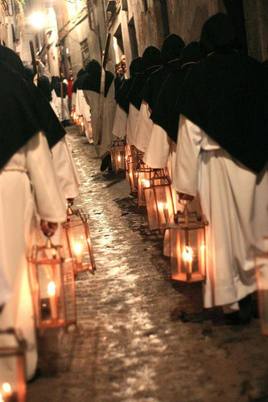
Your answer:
52,137 -> 80,200
99,84 -> 116,158
126,104 -> 140,146
0,132 -> 66,380
144,124 -> 171,168
174,116 -> 268,308
84,90 -> 100,147
134,101 -> 153,152
51,90 -> 70,122
112,105 -> 127,139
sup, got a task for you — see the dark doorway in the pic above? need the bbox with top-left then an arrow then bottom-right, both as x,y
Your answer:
128,17 -> 139,58
223,0 -> 248,54
160,0 -> 170,38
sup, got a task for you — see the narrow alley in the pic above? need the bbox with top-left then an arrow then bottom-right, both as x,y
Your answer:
27,128 -> 268,402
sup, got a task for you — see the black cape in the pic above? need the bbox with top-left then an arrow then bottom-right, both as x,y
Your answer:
0,46 -> 65,169
115,57 -> 143,113
81,59 -> 114,97
179,50 -> 268,173
151,42 -> 205,142
128,46 -> 162,110
51,76 -> 67,98
37,75 -> 52,102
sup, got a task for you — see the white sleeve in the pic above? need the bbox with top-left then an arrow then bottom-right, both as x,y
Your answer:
26,132 -> 66,222
173,116 -> 203,197
52,137 -> 80,200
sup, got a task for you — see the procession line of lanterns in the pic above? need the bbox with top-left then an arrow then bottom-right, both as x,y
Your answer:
0,329 -> 26,402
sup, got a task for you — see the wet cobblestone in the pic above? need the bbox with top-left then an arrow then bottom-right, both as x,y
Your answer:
28,127 -> 268,402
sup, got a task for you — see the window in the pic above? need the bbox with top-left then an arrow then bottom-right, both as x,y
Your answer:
128,18 -> 139,59
80,39 -> 90,66
142,0 -> 148,12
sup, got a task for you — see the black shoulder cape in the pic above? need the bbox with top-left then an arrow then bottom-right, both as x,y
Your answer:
179,51 -> 268,173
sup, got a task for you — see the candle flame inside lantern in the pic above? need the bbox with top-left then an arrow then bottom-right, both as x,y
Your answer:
117,155 -> 121,163
73,242 -> 83,256
141,179 -> 150,188
47,281 -> 56,297
182,246 -> 193,263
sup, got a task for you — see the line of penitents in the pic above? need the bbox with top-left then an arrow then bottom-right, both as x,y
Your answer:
111,13 -> 268,324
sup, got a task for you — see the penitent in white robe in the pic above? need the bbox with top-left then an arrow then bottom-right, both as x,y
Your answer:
174,116 -> 268,309
126,104 -> 140,146
51,90 -> 70,122
84,90 -> 100,148
134,101 -> 153,152
0,132 -> 66,380
98,84 -> 116,158
112,105 -> 127,139
52,136 -> 80,200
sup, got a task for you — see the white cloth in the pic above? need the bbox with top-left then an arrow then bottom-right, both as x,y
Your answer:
51,90 -> 70,121
174,116 -> 268,308
134,101 -> 153,151
77,89 -> 91,122
0,132 -> 66,380
99,84 -> 116,157
52,137 -> 80,200
144,124 -> 171,168
112,105 -> 127,139
127,104 -> 139,146
84,90 -> 100,146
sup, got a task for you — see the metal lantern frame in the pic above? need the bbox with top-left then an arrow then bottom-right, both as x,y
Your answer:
63,207 -> 96,275
111,139 -> 126,173
28,238 -> 77,331
0,329 -> 26,402
136,162 -> 155,207
144,169 -> 175,231
255,244 -> 268,335
168,208 -> 208,283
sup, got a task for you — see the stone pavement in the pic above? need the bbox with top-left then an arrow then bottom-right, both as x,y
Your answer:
27,127 -> 268,402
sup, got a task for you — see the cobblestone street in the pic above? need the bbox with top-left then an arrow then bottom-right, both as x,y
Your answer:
28,127 -> 268,402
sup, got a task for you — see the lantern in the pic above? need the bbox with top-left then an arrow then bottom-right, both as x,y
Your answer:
28,238 -> 77,330
111,139 -> 126,173
63,208 -> 96,275
255,242 -> 268,335
136,163 -> 155,207
169,208 -> 208,282
144,169 -> 175,230
0,329 -> 26,402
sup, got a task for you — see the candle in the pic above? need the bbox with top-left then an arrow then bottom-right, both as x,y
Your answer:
73,241 -> 83,264
47,281 -> 57,320
182,246 -> 193,277
117,155 -> 121,163
158,202 -> 169,224
141,179 -> 150,188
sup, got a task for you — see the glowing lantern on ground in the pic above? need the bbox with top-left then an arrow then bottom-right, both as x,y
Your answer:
111,139 -> 126,173
144,169 -> 175,230
63,208 -> 96,275
136,163 -> 155,207
169,208 -> 208,282
255,241 -> 268,335
0,329 -> 26,402
28,238 -> 77,330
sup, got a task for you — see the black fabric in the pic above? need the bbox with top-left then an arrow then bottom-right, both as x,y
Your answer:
0,61 -> 42,169
37,75 -> 52,102
115,57 -> 143,113
72,68 -> 86,93
179,50 -> 268,173
141,35 -> 185,111
151,42 -> 205,142
0,45 -> 65,169
51,76 -> 67,98
81,59 -> 114,97
200,13 -> 235,54
128,46 -> 161,110
161,34 -> 185,64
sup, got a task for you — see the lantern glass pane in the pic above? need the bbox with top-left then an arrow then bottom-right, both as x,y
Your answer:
170,225 -> 206,282
111,144 -> 126,173
0,332 -> 26,402
145,184 -> 174,230
63,218 -> 95,273
256,254 -> 268,335
137,169 -> 153,207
